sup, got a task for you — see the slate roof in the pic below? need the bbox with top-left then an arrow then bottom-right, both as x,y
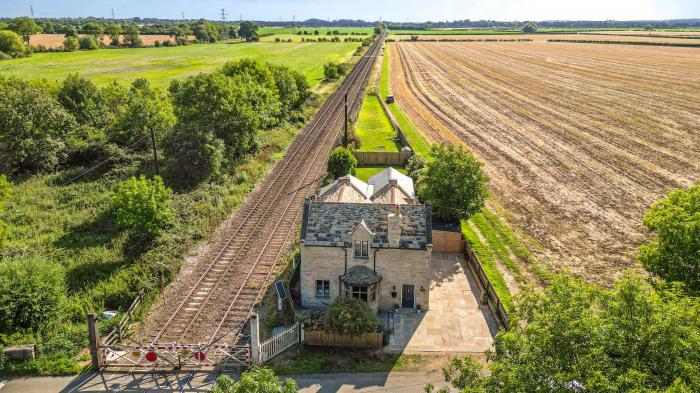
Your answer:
301,200 -> 432,250
340,266 -> 382,286
316,168 -> 416,204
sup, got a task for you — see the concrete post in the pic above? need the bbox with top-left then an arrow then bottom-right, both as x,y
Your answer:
250,313 -> 261,365
87,313 -> 101,370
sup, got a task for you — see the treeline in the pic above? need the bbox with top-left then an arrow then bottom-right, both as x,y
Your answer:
548,39 -> 700,48
389,37 -> 534,42
0,58 -> 309,184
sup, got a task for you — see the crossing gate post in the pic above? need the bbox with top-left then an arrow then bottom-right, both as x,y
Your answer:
87,313 -> 101,370
250,314 -> 261,365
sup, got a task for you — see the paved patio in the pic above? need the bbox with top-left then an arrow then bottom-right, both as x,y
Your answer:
384,253 -> 498,353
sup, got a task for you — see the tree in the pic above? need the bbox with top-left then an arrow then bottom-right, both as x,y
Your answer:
105,23 -> 122,46
169,72 -> 278,159
78,36 -> 100,50
419,144 -> 488,221
0,30 -> 26,57
57,74 -> 107,128
324,297 -> 378,334
0,78 -> 75,174
267,64 -> 311,112
113,175 -> 174,237
431,274 -> 700,392
638,184 -> 700,293
0,256 -> 67,332
163,127 -> 225,187
9,16 -> 40,44
324,62 -> 340,80
238,20 -> 259,41
327,147 -> 357,179
81,22 -> 104,38
643,24 -> 655,31
108,79 -> 175,148
0,175 -> 11,248
63,25 -> 78,38
122,23 -> 142,47
521,22 -> 538,33
170,23 -> 192,45
211,367 -> 297,393
63,35 -> 80,51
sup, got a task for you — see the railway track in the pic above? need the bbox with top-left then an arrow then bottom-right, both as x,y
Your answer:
145,33 -> 386,346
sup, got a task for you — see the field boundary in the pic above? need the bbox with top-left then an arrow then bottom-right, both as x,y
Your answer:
548,39 -> 700,48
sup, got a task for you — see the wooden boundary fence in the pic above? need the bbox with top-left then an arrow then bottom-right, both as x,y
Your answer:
102,293 -> 144,345
353,150 -> 412,165
462,243 -> 510,329
304,331 -> 383,348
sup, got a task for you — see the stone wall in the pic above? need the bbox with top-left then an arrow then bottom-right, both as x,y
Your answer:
300,242 -> 431,312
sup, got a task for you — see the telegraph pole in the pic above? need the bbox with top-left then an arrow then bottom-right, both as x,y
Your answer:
149,128 -> 160,175
343,93 -> 348,148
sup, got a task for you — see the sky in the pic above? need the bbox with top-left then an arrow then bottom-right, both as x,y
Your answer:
1,0 -> 698,22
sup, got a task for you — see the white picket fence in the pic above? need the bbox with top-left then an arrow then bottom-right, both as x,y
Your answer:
258,322 -> 302,363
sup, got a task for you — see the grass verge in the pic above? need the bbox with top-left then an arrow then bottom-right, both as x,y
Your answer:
379,44 -> 431,157
354,95 -> 402,152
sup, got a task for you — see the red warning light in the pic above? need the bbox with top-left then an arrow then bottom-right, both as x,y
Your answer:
194,351 -> 206,361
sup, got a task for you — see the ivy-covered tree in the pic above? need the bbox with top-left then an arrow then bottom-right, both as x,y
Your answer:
113,175 -> 174,237
638,183 -> 700,293
0,78 -> 75,174
419,144 -> 489,221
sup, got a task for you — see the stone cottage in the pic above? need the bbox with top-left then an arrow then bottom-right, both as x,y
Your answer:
299,168 -> 432,312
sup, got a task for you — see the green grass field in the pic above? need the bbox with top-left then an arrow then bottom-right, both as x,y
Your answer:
355,95 -> 401,152
259,26 -> 374,35
0,41 -> 358,89
380,44 -> 430,157
354,165 -> 408,182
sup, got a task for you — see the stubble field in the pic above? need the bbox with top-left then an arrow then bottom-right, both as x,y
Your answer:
389,41 -> 700,284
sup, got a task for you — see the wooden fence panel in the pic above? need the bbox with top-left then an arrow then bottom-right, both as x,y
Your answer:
353,150 -> 412,165
304,331 -> 383,348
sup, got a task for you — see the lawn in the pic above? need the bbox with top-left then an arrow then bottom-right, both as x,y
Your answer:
380,43 -> 431,157
354,95 -> 401,152
0,41 -> 358,89
354,165 -> 408,182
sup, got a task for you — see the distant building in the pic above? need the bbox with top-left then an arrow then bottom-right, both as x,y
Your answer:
299,168 -> 432,312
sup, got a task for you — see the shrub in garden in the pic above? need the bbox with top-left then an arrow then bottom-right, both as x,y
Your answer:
405,153 -> 427,180
638,183 -> 700,293
0,256 -> 67,332
323,297 -> 378,334
113,175 -> 175,237
327,147 -> 357,179
419,144 -> 489,221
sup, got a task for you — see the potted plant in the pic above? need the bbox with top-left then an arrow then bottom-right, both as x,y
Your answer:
393,303 -> 400,311
416,304 -> 423,313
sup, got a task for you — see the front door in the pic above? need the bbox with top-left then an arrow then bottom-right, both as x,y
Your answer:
401,285 -> 414,308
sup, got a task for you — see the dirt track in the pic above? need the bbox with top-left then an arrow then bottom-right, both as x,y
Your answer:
390,41 -> 700,284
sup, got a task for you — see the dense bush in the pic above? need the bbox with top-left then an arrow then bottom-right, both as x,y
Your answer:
58,74 -> 108,128
323,297 -> 378,334
212,367 -> 297,393
78,36 -> 100,50
638,183 -> 700,293
404,153 -> 427,180
0,30 -> 26,57
163,127 -> 225,187
0,78 -> 76,174
108,78 -> 175,148
419,144 -> 489,221
113,175 -> 174,237
327,147 -> 357,179
323,62 -> 340,79
428,274 -> 700,392
62,36 -> 79,51
0,257 -> 67,333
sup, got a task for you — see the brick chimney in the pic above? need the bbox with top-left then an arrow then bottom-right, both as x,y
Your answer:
387,205 -> 401,248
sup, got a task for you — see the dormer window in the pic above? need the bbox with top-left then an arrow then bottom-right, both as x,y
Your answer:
354,240 -> 369,258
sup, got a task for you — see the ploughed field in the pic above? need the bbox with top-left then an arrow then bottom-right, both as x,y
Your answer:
391,33 -> 700,44
389,41 -> 700,284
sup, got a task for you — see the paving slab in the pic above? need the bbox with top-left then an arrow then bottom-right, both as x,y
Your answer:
385,253 -> 498,353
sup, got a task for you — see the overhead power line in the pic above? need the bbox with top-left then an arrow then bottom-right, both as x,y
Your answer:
220,8 -> 228,22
